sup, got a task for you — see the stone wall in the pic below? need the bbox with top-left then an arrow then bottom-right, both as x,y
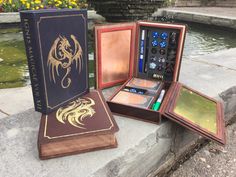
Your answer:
91,0 -> 165,22
174,0 -> 236,7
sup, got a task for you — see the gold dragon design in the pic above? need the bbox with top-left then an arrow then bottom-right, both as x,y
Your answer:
47,35 -> 83,88
56,97 -> 96,129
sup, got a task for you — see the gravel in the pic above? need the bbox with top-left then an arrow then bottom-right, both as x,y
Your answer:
169,122 -> 236,177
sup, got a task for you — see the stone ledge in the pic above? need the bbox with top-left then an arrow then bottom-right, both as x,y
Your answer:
153,8 -> 236,30
0,109 -> 173,177
0,111 -> 7,119
0,10 -> 105,29
149,84 -> 236,176
0,12 -> 20,23
1,86 -> 235,177
1,48 -> 236,176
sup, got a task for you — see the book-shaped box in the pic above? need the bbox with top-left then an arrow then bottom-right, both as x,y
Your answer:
95,22 -> 226,145
20,9 -> 89,114
38,90 -> 119,160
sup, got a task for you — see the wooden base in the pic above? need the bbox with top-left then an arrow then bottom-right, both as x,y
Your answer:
39,134 -> 117,160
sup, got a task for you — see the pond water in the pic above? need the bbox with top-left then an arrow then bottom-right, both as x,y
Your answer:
0,23 -> 236,89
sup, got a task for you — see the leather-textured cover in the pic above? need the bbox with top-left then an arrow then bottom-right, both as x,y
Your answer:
38,90 -> 119,157
20,9 -> 89,114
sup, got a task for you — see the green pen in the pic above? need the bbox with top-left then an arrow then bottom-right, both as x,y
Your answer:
152,89 -> 165,111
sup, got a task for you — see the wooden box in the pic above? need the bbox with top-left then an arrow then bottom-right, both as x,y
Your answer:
21,9 -> 120,159
95,22 -> 226,145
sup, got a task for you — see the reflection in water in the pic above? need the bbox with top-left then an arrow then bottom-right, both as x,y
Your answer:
0,29 -> 29,88
0,28 -> 94,88
1,23 -> 236,88
173,87 -> 217,134
183,23 -> 236,58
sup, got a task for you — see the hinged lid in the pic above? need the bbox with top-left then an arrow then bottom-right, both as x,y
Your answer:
95,22 -> 187,89
95,23 -> 136,89
161,82 -> 226,145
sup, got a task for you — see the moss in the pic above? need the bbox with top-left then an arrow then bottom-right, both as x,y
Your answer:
0,65 -> 26,82
88,60 -> 94,73
0,81 -> 25,89
0,41 -> 26,64
89,77 -> 95,87
0,36 -> 27,89
0,28 -> 22,34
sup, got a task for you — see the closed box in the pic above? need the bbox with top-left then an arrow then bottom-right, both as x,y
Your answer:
21,9 -> 89,114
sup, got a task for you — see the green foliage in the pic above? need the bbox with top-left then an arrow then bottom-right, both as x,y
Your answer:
0,0 -> 88,12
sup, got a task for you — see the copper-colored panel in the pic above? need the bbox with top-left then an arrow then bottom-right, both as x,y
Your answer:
111,91 -> 154,109
126,78 -> 161,92
101,30 -> 131,84
95,23 -> 136,89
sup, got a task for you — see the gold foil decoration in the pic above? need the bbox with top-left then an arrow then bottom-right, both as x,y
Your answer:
56,97 -> 95,129
48,35 -> 83,88
173,87 -> 217,134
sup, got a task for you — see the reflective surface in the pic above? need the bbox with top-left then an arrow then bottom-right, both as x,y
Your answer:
173,87 -> 217,134
126,78 -> 160,91
100,30 -> 131,84
183,23 -> 236,58
0,28 -> 29,88
112,91 -> 154,109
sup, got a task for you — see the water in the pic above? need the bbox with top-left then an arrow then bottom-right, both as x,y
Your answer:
183,23 -> 236,58
0,28 -> 29,88
0,23 -> 236,89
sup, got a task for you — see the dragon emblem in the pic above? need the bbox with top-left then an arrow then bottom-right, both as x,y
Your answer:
47,35 -> 83,89
56,97 -> 96,129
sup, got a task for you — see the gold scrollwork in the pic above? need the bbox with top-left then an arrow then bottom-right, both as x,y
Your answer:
56,97 -> 96,129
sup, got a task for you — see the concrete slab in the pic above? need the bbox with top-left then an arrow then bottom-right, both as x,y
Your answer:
220,86 -> 236,123
0,12 -> 20,24
0,86 -> 33,115
0,111 -> 7,119
179,48 -> 236,98
160,7 -> 236,19
153,7 -> 236,30
0,88 -> 235,177
170,122 -> 236,177
0,10 -> 105,29
180,59 -> 236,98
191,48 -> 236,70
0,109 -> 173,177
1,48 -> 236,177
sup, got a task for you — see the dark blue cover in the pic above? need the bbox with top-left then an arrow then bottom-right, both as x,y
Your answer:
20,9 -> 89,114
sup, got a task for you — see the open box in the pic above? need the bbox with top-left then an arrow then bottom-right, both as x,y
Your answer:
95,21 -> 226,145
